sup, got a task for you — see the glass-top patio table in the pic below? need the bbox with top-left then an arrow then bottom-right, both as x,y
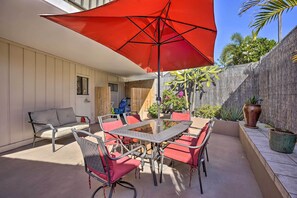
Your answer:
110,119 -> 192,186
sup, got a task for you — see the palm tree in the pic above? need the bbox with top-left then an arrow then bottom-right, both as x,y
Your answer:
219,33 -> 243,66
239,0 -> 297,42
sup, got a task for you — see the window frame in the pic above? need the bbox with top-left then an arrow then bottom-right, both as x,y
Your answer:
77,76 -> 89,95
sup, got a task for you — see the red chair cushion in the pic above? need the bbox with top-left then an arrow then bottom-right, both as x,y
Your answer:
90,152 -> 140,183
164,124 -> 208,167
102,120 -> 134,144
102,120 -> 123,132
171,112 -> 191,121
126,115 -> 141,124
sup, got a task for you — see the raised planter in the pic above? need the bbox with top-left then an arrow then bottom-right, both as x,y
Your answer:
212,120 -> 239,137
269,129 -> 297,154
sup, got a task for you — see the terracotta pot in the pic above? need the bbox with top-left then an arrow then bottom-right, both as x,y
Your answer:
243,104 -> 261,128
269,129 -> 297,154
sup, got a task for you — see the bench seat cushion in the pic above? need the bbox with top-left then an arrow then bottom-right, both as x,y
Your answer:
36,123 -> 89,138
30,109 -> 60,132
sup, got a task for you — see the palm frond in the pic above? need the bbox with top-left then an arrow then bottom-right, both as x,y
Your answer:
231,33 -> 244,44
219,44 -> 237,66
239,0 -> 266,15
251,0 -> 297,34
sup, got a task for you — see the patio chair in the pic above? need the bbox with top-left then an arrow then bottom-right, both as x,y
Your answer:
171,111 -> 210,162
171,111 -> 191,121
161,120 -> 214,194
98,114 -> 136,146
123,112 -> 142,125
72,129 -> 146,198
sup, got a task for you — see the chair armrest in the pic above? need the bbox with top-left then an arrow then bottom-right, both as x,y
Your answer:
166,131 -> 211,149
109,145 -> 147,161
166,140 -> 203,149
181,132 -> 199,137
75,115 -> 90,123
76,131 -> 146,167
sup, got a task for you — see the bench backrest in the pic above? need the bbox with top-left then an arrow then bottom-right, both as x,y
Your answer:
28,107 -> 77,133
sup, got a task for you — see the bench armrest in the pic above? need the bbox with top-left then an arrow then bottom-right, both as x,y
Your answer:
28,121 -> 57,132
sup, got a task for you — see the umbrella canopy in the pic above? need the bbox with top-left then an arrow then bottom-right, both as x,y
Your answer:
42,0 -> 217,72
42,0 -> 216,122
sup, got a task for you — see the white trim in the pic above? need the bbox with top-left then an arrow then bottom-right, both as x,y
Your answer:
44,0 -> 80,13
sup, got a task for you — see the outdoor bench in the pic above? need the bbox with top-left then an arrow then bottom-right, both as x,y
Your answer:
28,107 -> 90,152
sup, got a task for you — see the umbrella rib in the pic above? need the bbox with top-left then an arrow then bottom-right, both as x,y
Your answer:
160,1 -> 171,39
129,41 -> 154,45
56,14 -> 216,33
162,20 -> 214,65
117,17 -> 158,51
162,39 -> 184,45
162,18 -> 216,33
127,17 -> 158,44
127,16 -> 216,33
160,20 -> 197,44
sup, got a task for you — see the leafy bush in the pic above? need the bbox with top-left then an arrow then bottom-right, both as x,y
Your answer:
162,90 -> 187,113
148,103 -> 159,118
219,107 -> 244,121
194,105 -> 221,118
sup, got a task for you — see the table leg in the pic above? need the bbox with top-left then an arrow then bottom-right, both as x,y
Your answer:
159,147 -> 164,183
150,146 -> 158,186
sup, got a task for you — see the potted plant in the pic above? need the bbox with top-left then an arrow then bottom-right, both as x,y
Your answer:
269,128 -> 297,154
243,96 -> 262,128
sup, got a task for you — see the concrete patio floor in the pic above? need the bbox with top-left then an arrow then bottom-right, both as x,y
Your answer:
0,127 -> 262,198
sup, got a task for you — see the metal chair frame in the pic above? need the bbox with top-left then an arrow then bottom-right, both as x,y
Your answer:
72,129 -> 146,198
161,120 -> 214,194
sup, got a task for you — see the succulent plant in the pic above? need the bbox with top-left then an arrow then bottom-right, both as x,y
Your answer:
245,96 -> 263,105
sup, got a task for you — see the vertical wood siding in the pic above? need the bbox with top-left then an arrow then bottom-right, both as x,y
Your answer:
0,38 -> 124,149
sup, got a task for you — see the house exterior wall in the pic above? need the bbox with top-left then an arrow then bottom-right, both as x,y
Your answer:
0,37 -> 124,152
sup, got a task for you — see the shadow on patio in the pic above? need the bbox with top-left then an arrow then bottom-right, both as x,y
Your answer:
0,130 -> 262,198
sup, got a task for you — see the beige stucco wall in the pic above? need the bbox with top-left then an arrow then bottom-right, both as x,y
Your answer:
0,37 -> 124,152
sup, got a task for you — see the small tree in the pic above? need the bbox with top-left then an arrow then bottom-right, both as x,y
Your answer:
166,66 -> 221,113
162,90 -> 187,113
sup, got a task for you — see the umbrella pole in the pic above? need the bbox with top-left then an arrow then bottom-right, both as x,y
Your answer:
157,43 -> 161,131
157,18 -> 161,132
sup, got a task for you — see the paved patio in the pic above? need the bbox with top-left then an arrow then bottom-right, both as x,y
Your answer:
0,127 -> 262,198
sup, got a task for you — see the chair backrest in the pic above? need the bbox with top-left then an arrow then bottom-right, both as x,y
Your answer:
123,112 -> 142,125
98,114 -> 123,141
171,111 -> 191,121
72,130 -> 112,184
192,120 -> 214,166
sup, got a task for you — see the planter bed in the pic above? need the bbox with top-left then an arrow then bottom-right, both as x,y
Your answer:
239,121 -> 297,198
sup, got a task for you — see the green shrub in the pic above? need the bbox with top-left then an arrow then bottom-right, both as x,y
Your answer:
148,103 -> 159,118
219,107 -> 243,121
194,105 -> 221,118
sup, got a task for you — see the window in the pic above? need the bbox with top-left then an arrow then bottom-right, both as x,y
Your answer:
108,83 -> 118,92
77,76 -> 89,95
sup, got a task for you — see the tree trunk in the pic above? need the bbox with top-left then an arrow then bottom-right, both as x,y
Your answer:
278,14 -> 282,42
184,82 -> 189,110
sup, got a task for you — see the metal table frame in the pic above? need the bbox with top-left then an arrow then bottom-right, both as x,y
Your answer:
110,119 -> 192,186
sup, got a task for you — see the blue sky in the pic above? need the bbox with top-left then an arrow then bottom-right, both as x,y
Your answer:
214,0 -> 297,62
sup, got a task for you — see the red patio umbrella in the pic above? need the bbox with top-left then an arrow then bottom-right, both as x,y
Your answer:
42,0 -> 217,119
